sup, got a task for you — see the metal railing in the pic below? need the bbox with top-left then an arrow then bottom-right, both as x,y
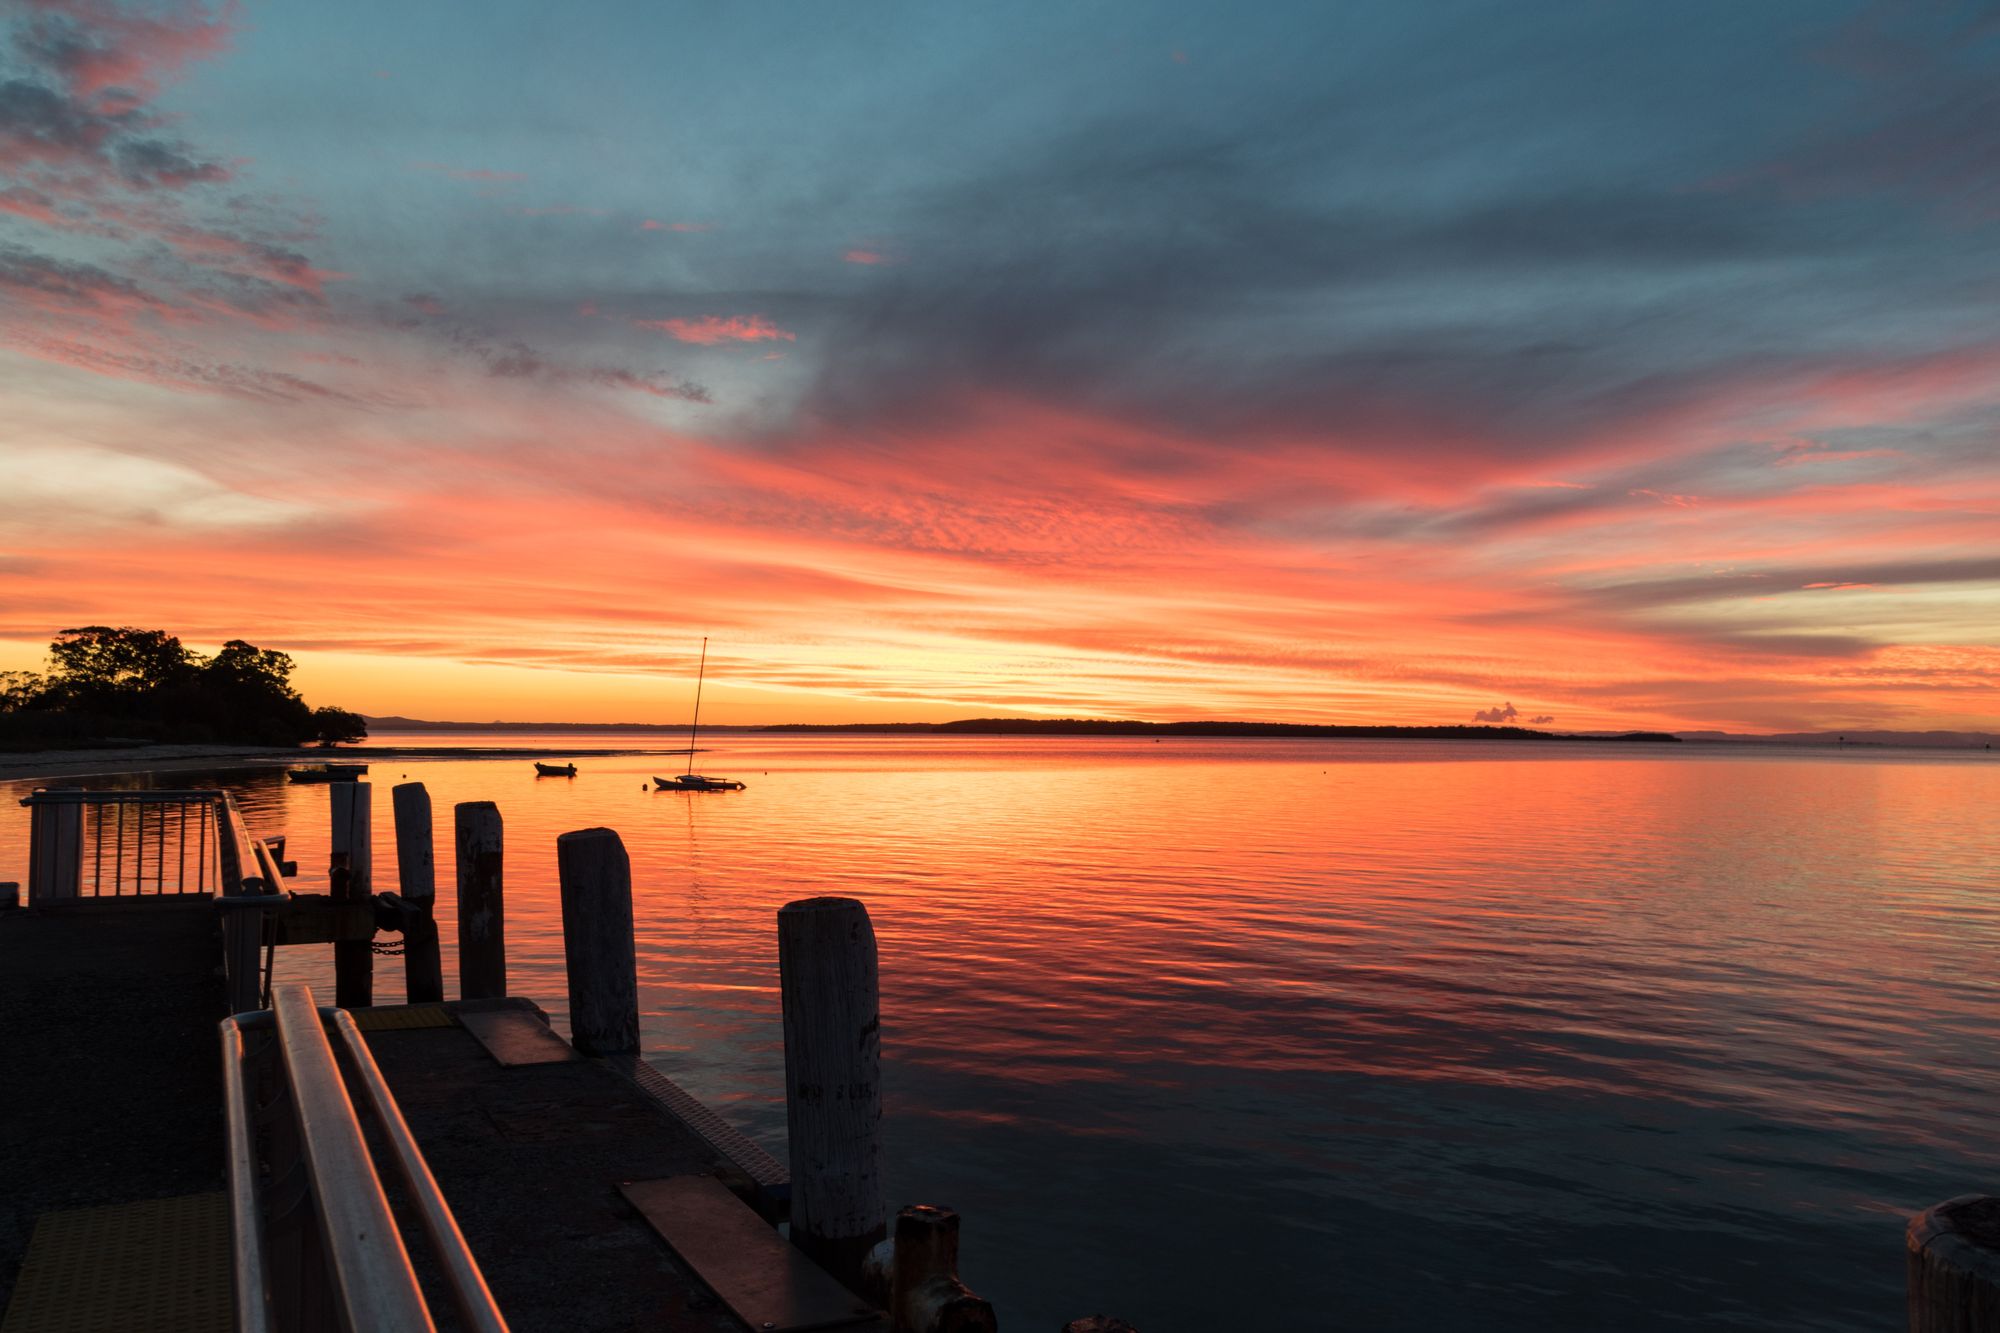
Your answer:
22,787 -> 227,899
223,984 -> 509,1333
22,786 -> 292,1013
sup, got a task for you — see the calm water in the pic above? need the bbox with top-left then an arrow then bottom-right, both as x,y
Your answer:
6,735 -> 1999,1330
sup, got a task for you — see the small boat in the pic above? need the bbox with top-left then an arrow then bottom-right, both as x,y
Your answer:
658,637 -> 743,792
287,763 -> 368,783
533,761 -> 578,777
654,773 -> 745,792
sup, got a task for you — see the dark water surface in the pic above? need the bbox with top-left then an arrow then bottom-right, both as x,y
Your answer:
6,735 -> 1997,1330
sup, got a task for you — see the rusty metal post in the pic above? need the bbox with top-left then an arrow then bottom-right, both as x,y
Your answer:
888,1205 -> 996,1333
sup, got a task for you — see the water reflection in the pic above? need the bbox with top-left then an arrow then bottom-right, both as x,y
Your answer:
3,737 -> 1996,1330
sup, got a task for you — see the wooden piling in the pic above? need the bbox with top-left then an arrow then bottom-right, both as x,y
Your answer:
329,782 -> 373,1009
1909,1195 -> 2000,1332
778,895 -> 886,1288
888,1205 -> 996,1333
454,802 -> 506,1000
391,783 -> 444,1004
555,827 -> 638,1056
26,789 -> 84,903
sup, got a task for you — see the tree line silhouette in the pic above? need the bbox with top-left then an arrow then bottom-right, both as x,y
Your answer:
0,627 -> 366,748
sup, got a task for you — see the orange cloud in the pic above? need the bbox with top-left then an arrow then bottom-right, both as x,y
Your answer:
633,315 -> 796,345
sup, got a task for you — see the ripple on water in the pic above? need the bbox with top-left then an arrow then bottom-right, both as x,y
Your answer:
3,736 -> 1997,1330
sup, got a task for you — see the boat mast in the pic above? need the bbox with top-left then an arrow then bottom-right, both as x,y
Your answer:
686,637 -> 707,776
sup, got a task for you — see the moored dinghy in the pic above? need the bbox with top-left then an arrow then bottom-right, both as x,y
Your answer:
287,762 -> 367,783
534,761 -> 578,777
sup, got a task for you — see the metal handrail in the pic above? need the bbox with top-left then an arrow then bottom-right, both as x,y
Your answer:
329,1009 -> 509,1333
20,788 -> 232,802
222,986 -> 509,1333
216,797 -> 275,1014
273,986 -> 435,1331
219,1019 -> 272,1333
215,796 -> 269,898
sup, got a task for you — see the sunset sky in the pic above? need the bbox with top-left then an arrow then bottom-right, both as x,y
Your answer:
2,1 -> 1997,730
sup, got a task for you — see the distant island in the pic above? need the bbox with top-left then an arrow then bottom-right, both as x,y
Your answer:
361,715 -> 2000,748
365,714 -> 1682,743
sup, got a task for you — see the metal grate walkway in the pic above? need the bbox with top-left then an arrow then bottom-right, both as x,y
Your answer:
1,1193 -> 230,1333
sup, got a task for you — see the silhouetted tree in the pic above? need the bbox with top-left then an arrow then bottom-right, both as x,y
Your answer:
0,670 -> 43,713
0,627 -> 362,748
190,639 -> 313,744
311,706 -> 368,746
45,626 -> 194,709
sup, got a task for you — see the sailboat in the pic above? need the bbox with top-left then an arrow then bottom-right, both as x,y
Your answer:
655,637 -> 745,792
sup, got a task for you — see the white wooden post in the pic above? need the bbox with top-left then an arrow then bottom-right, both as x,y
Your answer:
778,895 -> 886,1287
27,788 -> 85,903
391,782 -> 443,1003
1909,1195 -> 2000,1332
330,781 -> 372,895
454,802 -> 506,999
556,827 -> 638,1055
330,782 -> 373,1008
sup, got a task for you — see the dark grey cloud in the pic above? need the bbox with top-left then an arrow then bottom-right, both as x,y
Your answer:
113,137 -> 229,188
0,242 -> 159,308
442,326 -> 709,403
0,75 -> 227,192
23,334 -> 357,403
769,20 -> 2000,462
1574,557 -> 2000,614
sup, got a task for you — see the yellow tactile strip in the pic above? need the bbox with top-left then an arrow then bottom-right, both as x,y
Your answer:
349,1004 -> 458,1031
1,1192 -> 230,1333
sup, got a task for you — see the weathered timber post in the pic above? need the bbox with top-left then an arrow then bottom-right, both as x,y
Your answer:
887,1206 -> 996,1333
26,788 -> 84,903
1909,1195 -> 2000,1331
454,801 -> 506,999
391,782 -> 444,1003
778,895 -> 886,1288
330,782 -> 373,1008
556,827 -> 638,1055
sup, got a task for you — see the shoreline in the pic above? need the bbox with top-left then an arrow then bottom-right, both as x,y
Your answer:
0,742 -> 680,784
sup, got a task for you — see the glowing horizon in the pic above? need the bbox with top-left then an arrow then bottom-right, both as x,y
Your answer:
3,2 -> 1997,733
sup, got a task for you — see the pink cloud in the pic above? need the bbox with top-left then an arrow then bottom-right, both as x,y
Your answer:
23,0 -> 240,106
0,188 -> 64,226
640,219 -> 712,232
843,249 -> 888,265
633,315 -> 796,345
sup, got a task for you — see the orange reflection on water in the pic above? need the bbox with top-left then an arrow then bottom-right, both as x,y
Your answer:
5,736 -> 1998,1330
